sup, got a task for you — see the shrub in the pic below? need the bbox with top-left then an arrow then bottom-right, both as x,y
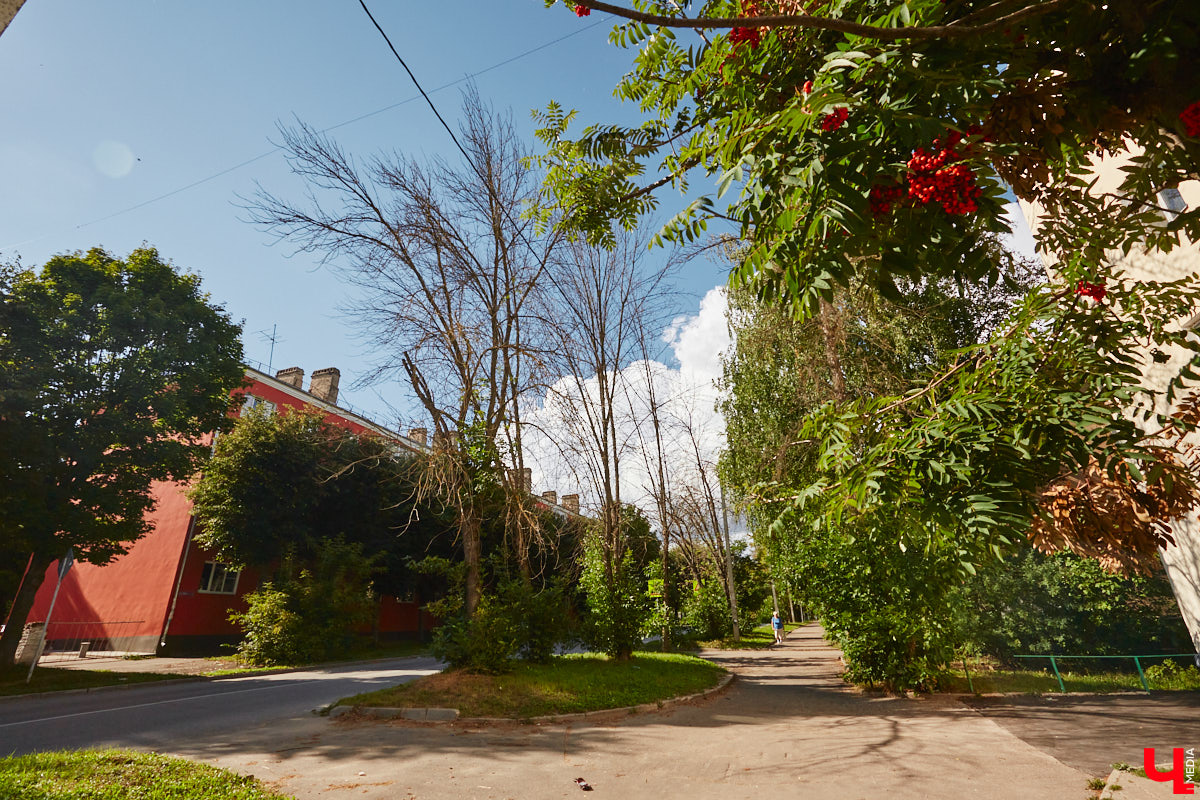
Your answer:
430,595 -> 522,674
229,537 -> 376,666
953,548 -> 1191,663
495,579 -> 568,663
429,580 -> 569,672
579,530 -> 649,659
826,604 -> 957,692
682,578 -> 732,641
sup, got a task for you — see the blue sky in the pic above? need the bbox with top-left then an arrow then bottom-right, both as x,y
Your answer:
0,1 -> 730,426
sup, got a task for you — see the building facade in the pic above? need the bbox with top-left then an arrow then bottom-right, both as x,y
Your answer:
19,365 -> 435,656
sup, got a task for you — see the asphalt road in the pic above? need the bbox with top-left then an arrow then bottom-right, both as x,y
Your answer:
0,656 -> 441,757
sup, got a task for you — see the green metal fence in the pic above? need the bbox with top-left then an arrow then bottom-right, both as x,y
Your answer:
960,653 -> 1199,694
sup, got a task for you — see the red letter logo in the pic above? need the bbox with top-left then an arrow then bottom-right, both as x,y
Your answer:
1145,748 -> 1195,795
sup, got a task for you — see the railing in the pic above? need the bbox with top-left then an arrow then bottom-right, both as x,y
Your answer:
36,620 -> 151,664
960,653 -> 1199,694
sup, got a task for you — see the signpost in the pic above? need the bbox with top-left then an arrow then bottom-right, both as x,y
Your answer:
25,548 -> 74,684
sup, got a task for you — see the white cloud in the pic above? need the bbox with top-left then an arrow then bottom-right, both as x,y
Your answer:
523,286 -> 732,527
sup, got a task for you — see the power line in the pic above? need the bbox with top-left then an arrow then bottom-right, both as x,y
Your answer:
0,17 -> 605,252
354,0 -> 595,260
356,0 -> 476,168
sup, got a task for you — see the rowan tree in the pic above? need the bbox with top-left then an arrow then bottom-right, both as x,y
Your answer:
538,0 -> 1200,575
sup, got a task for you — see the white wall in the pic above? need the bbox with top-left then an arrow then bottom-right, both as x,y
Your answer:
1019,147 -> 1200,654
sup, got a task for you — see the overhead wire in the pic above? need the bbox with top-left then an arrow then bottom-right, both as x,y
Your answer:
1,15 -> 606,252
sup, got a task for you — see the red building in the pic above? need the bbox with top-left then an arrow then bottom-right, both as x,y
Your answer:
19,365 -> 435,656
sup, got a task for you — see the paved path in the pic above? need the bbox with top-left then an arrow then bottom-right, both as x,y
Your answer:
162,625 -> 1094,800
966,693 -> 1200,775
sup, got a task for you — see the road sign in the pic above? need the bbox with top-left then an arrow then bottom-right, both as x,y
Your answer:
58,548 -> 74,581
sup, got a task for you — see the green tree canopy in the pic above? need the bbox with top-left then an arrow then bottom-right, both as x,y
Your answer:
0,247 -> 244,667
540,0 -> 1200,578
189,407 -> 456,598
538,0 -> 1200,307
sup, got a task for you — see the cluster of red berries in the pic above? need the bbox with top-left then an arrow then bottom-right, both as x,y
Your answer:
907,162 -> 981,214
728,26 -> 762,48
869,182 -> 907,216
820,107 -> 849,132
870,127 -> 984,216
574,4 -> 591,16
1181,101 -> 1200,138
1075,280 -> 1107,302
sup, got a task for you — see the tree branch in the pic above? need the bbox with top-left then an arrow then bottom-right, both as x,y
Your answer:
570,0 -> 1067,41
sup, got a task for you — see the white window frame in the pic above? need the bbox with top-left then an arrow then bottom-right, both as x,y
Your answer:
1158,187 -> 1187,221
198,561 -> 241,595
240,395 -> 276,417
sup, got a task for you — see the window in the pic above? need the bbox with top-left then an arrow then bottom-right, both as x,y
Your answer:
240,395 -> 276,417
198,562 -> 240,594
1158,187 -> 1187,221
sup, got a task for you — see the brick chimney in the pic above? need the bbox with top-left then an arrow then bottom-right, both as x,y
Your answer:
561,494 -> 580,515
541,490 -> 557,505
507,468 -> 532,493
408,427 -> 428,447
275,366 -> 303,389
308,367 -> 340,405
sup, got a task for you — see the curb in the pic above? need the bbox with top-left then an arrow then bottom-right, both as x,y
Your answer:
330,670 -> 735,726
329,705 -> 459,721
0,674 -> 205,703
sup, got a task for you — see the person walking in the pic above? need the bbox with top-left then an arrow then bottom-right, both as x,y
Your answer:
771,611 -> 784,645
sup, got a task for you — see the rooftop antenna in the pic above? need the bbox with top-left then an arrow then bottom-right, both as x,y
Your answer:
256,324 -> 281,372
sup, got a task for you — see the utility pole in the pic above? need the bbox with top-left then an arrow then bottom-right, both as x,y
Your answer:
26,548 -> 73,683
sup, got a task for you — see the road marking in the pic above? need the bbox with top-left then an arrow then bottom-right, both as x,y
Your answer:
0,669 -> 434,729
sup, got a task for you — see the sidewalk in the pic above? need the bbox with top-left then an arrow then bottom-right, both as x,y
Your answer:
34,655 -> 230,675
169,624 -> 1095,800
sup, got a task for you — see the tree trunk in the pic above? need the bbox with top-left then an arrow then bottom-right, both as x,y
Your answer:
463,512 -> 483,618
0,552 -> 53,669
817,298 -> 848,403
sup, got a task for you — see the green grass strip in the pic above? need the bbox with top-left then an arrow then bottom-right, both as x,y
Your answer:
0,667 -> 183,698
689,622 -> 804,650
0,749 -> 293,799
944,668 -> 1200,694
342,651 -> 726,719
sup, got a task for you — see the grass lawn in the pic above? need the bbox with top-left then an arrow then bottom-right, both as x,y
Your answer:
0,666 -> 183,698
341,651 -> 727,719
0,749 -> 293,799
691,622 -> 805,650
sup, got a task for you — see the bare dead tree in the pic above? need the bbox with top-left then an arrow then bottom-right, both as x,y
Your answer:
248,88 -> 559,616
666,387 -> 741,639
535,225 -> 674,614
624,321 -> 680,647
